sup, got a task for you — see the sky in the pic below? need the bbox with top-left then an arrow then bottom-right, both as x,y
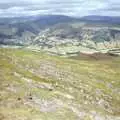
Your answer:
0,0 -> 120,17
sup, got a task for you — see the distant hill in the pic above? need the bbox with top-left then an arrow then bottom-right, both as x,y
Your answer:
0,15 -> 76,45
80,15 -> 120,24
0,15 -> 120,55
32,21 -> 120,55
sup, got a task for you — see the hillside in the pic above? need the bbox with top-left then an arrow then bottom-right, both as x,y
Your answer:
33,22 -> 120,55
0,15 -> 76,46
1,15 -> 120,54
0,48 -> 120,120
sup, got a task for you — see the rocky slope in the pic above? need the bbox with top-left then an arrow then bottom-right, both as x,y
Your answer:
0,15 -> 76,46
33,22 -> 120,55
0,48 -> 120,120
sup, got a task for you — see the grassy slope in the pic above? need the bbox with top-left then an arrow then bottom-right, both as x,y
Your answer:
0,48 -> 120,120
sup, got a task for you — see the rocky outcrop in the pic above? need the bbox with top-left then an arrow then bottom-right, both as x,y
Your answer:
33,23 -> 120,55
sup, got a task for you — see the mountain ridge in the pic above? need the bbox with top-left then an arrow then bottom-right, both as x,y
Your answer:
0,15 -> 120,55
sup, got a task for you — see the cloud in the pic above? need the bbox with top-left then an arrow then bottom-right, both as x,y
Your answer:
0,0 -> 120,17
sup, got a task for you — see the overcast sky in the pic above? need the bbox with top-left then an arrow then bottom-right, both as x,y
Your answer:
0,0 -> 120,17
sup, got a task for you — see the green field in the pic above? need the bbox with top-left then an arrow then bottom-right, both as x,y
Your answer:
0,48 -> 120,120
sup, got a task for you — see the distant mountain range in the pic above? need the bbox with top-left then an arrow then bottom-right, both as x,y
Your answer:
0,15 -> 120,55
1,15 -> 120,24
0,15 -> 76,45
80,15 -> 120,24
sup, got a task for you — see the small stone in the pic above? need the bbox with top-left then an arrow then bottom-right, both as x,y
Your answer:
81,89 -> 84,93
84,101 -> 88,105
55,83 -> 59,87
96,97 -> 99,101
49,88 -> 53,91
5,84 -> 10,87
17,98 -> 21,101
29,97 -> 32,100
